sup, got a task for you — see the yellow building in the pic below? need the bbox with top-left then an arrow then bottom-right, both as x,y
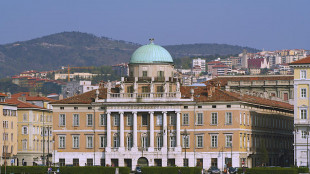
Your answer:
7,98 -> 53,166
290,56 -> 310,166
0,93 -> 18,166
51,41 -> 294,170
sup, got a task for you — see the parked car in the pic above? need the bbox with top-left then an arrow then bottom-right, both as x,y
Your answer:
135,166 -> 142,174
207,166 -> 221,174
228,167 -> 237,174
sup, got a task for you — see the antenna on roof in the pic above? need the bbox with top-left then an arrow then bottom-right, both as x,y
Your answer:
149,38 -> 154,44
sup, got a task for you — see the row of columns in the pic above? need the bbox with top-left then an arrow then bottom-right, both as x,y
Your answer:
106,111 -> 181,150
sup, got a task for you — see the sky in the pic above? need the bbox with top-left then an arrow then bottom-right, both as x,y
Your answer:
0,0 -> 309,50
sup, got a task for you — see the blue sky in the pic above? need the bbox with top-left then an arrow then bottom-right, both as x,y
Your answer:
0,0 -> 309,50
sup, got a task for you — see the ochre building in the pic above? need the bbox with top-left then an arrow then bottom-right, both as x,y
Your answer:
51,41 -> 294,170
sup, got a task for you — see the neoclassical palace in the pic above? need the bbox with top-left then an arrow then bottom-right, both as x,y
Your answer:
52,40 -> 294,170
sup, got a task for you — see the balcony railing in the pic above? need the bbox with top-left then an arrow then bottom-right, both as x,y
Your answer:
109,92 -> 178,99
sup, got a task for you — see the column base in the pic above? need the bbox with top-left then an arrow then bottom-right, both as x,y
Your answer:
148,147 -> 154,152
105,147 -> 111,152
131,147 -> 138,152
118,147 -> 125,152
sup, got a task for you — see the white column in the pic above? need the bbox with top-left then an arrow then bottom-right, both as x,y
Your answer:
163,111 -> 167,148
176,112 -> 181,149
149,111 -> 154,151
120,112 -> 124,150
106,112 -> 111,150
132,112 -> 138,151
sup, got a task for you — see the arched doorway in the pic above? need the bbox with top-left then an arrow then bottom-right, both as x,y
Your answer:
137,157 -> 149,167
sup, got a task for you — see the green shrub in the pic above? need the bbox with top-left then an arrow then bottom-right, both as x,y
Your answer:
0,166 -> 130,174
141,167 -> 201,174
237,167 -> 298,174
297,167 -> 309,173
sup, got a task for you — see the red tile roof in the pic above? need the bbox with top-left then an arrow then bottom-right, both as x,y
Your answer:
52,85 -> 292,111
11,92 -> 55,102
205,75 -> 293,86
0,92 -> 7,97
289,56 -> 310,65
207,61 -> 223,65
6,98 -> 44,109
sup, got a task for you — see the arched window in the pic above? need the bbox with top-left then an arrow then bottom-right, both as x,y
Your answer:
113,133 -> 120,148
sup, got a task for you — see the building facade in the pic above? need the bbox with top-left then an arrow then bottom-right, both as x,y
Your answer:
0,98 -> 18,166
6,98 -> 53,166
290,56 -> 310,167
52,41 -> 294,170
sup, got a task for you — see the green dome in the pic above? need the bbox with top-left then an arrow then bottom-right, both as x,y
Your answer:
130,42 -> 173,64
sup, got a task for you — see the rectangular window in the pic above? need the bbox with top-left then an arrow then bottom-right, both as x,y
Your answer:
73,159 -> 79,166
100,114 -> 107,126
87,159 -> 93,166
86,136 -> 93,148
182,113 -> 189,125
302,131 -> 308,139
301,109 -> 308,119
127,114 -> 133,126
301,88 -> 307,98
157,114 -> 163,126
100,135 -> 107,148
182,135 -> 190,148
196,135 -> 203,148
73,114 -> 79,126
74,107 -> 78,110
59,136 -> 66,149
114,114 -> 120,126
87,114 -> 93,126
59,159 -> 65,167
225,135 -> 233,147
211,113 -> 218,125
157,71 -> 164,77
59,114 -> 66,126
22,126 -> 28,135
211,135 -> 218,148
142,71 -> 148,77
170,136 -> 176,147
3,121 -> 8,128
72,135 -> 79,148
142,86 -> 150,93
142,114 -> 148,126
225,112 -> 232,125
196,113 -> 203,125
240,134 -> 243,148
23,114 -> 28,121
240,113 -> 242,125
170,114 -> 176,125
301,70 -> 307,79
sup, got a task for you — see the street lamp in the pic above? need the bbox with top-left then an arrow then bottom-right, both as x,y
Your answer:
181,129 -> 190,167
293,126 -> 298,166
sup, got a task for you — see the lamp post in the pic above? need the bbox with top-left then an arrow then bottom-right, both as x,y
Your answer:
307,130 -> 309,168
294,126 -> 298,166
181,129 -> 190,167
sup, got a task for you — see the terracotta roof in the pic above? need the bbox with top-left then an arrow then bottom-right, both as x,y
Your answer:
6,98 -> 44,109
11,92 -> 55,102
52,85 -> 293,111
0,92 -> 7,97
205,75 -> 293,86
248,58 -> 264,69
207,61 -> 223,65
180,86 -> 293,110
289,56 -> 310,65
212,65 -> 229,68
51,88 -> 108,104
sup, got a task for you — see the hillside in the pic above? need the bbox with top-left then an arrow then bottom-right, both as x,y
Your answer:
0,31 -> 259,78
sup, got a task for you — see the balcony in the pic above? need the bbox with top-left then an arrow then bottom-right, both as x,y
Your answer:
2,153 -> 11,159
106,92 -> 185,103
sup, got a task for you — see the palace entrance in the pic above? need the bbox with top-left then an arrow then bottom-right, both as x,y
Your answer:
137,157 -> 149,167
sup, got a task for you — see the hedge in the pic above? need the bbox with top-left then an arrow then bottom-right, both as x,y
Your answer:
0,166 -> 130,174
237,167 -> 298,174
141,167 -> 202,174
